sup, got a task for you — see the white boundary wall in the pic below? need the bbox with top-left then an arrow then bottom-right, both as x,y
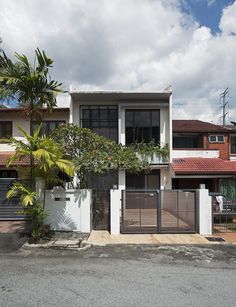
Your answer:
110,189 -> 122,235
45,189 -> 92,232
197,189 -> 212,235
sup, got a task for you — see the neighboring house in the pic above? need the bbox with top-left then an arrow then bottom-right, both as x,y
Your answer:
70,90 -> 173,230
227,121 -> 236,161
0,107 -> 69,221
171,120 -> 236,197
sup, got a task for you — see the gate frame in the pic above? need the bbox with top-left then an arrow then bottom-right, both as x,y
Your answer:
121,189 -> 198,234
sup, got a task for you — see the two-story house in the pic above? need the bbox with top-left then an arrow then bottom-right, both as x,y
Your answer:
70,90 -> 172,230
171,120 -> 236,198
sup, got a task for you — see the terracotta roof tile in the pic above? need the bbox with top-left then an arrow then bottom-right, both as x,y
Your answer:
172,158 -> 236,175
0,152 -> 30,166
173,120 -> 229,133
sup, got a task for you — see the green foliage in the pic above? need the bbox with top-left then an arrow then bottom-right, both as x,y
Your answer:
5,124 -> 74,182
52,123 -> 169,188
6,181 -> 36,207
0,48 -> 63,118
6,182 -> 48,242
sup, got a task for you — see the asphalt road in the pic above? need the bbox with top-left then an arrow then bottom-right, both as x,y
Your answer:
0,244 -> 236,307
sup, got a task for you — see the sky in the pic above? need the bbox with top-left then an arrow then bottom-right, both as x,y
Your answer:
0,0 -> 236,124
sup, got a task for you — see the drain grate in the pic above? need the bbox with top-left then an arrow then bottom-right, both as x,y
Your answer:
205,237 -> 225,242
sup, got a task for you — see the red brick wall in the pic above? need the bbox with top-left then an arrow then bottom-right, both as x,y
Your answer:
203,133 -> 229,160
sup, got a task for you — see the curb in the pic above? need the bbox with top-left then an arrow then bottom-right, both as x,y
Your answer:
21,240 -> 92,251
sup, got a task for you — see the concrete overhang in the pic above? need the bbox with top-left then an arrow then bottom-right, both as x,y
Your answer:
69,90 -> 171,102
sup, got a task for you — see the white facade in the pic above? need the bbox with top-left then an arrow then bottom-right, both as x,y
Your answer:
70,90 -> 172,190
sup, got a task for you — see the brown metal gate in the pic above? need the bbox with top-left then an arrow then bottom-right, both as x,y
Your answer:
121,190 -> 197,234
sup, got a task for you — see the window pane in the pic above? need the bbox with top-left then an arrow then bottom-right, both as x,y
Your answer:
100,109 -> 108,120
125,110 -> 160,144
217,135 -> 224,142
231,136 -> 236,154
82,109 -> 89,120
0,122 -> 12,138
91,109 -> 99,120
134,111 -> 150,127
109,108 -> 118,120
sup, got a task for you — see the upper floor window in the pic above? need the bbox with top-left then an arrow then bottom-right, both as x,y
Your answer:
31,121 -> 66,136
231,135 -> 236,154
208,135 -> 224,143
0,121 -> 12,139
125,110 -> 160,145
173,133 -> 201,148
80,105 -> 118,142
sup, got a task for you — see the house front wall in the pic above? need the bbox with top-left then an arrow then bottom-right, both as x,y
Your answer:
0,110 -> 69,152
203,133 -> 229,160
70,92 -> 172,191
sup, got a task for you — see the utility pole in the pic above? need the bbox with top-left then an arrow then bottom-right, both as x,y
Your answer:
220,88 -> 229,127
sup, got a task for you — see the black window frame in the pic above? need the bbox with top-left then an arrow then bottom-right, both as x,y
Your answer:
125,109 -> 160,145
80,105 -> 118,142
0,121 -> 12,139
31,120 -> 66,136
231,134 -> 236,154
173,133 -> 201,149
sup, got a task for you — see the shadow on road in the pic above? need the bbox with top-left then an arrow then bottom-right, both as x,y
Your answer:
0,233 -> 28,253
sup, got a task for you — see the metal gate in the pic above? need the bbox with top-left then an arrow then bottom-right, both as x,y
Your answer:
121,190 -> 197,234
0,179 -> 27,221
212,199 -> 236,233
92,190 -> 110,231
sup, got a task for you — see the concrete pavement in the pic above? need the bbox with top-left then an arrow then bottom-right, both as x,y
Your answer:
0,244 -> 236,307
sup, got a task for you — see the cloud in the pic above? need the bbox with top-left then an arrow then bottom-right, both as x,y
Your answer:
220,1 -> 236,34
207,0 -> 216,7
0,0 -> 235,124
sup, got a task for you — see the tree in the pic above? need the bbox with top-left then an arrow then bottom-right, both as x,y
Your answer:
6,124 -> 74,184
5,125 -> 74,241
0,48 -> 63,120
52,124 -> 168,188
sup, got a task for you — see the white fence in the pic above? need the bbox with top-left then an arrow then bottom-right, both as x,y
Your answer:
44,188 -> 92,232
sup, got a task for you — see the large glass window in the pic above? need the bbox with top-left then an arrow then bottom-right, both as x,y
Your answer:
80,106 -> 118,142
125,110 -> 160,144
31,121 -> 65,136
231,135 -> 236,154
126,170 -> 160,190
0,121 -> 12,139
173,133 -> 201,148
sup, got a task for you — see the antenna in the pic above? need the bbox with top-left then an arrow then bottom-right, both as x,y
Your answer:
220,88 -> 229,127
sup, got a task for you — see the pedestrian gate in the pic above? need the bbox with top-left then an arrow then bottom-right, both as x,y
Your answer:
121,190 -> 197,234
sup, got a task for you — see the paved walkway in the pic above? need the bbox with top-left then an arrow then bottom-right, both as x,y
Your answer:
88,231 -> 210,245
0,221 -> 31,233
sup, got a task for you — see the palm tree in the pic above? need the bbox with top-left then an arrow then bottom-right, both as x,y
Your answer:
0,48 -> 63,120
6,124 -> 74,182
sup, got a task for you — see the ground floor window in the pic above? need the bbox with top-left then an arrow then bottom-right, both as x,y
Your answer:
0,170 -> 17,178
126,170 -> 160,190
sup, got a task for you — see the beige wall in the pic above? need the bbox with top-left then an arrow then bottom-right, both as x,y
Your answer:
0,110 -> 69,152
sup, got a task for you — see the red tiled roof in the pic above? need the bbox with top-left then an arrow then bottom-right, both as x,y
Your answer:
173,120 -> 229,133
0,153 -> 30,166
172,158 -> 236,175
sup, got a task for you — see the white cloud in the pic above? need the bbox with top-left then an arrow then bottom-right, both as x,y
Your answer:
0,0 -> 235,124
207,0 -> 216,7
220,1 -> 236,34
